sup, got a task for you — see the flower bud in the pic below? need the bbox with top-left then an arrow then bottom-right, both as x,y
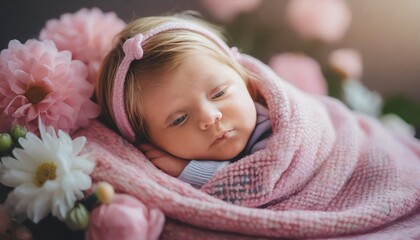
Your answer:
95,182 -> 115,204
10,125 -> 27,142
65,204 -> 90,231
0,133 -> 13,153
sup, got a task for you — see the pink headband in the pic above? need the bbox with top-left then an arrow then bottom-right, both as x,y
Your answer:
112,22 -> 236,142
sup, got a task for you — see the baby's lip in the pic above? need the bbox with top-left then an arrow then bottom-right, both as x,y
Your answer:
211,129 -> 233,147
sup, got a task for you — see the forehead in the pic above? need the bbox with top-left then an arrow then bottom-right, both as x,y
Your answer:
142,52 -> 235,91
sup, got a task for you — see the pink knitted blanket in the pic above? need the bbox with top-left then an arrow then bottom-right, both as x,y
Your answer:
73,55 -> 420,239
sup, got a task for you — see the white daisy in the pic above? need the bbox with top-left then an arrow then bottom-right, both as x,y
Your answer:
0,120 -> 95,223
380,113 -> 415,137
342,79 -> 383,117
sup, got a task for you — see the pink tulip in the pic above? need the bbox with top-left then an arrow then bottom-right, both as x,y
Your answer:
87,194 -> 165,240
329,49 -> 363,79
286,0 -> 351,43
269,53 -> 328,95
201,0 -> 262,23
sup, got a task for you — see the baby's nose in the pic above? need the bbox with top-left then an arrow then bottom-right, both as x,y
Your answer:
199,107 -> 222,130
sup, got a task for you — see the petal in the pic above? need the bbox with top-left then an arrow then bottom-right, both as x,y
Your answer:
58,130 -> 73,156
56,152 -> 70,173
5,192 -> 28,217
51,192 -> 69,220
0,169 -> 33,187
38,118 -> 47,140
64,191 -> 77,208
16,139 -> 54,165
31,63 -> 51,81
73,155 -> 95,173
11,148 -> 43,169
9,70 -> 31,94
73,171 -> 92,190
2,157 -> 33,172
45,125 -> 57,138
58,102 -> 75,118
26,106 -> 40,122
3,95 -> 24,115
10,102 -> 31,117
18,132 -> 45,153
13,182 -> 39,196
42,179 -> 59,192
71,136 -> 86,156
30,192 -> 52,223
39,76 -> 55,92
7,183 -> 40,220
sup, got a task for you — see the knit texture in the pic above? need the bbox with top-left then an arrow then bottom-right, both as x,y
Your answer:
73,54 -> 420,239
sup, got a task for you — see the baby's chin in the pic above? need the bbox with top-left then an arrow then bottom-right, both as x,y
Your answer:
188,144 -> 245,161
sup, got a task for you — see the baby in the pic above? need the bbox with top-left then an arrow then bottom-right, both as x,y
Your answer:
95,12 -> 420,238
96,13 -> 272,188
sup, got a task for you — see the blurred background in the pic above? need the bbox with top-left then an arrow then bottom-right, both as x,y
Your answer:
1,0 -> 420,131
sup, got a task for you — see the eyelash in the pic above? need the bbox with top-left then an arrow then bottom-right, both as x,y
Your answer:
171,114 -> 187,126
170,89 -> 227,127
212,89 -> 226,99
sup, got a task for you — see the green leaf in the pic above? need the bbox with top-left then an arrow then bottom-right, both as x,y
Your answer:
324,70 -> 343,99
382,95 -> 420,126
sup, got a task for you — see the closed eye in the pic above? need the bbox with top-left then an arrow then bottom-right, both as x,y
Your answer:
171,114 -> 187,126
211,89 -> 226,99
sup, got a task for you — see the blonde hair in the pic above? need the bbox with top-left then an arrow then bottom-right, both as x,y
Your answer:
96,12 -> 257,141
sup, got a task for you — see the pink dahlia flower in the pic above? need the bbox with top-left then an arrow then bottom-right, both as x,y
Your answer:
39,8 -> 126,83
269,53 -> 328,95
0,39 -> 100,133
286,0 -> 351,43
201,0 -> 262,23
329,48 -> 363,79
87,194 -> 165,240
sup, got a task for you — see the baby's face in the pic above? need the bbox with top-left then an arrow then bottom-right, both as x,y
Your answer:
141,53 -> 257,160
